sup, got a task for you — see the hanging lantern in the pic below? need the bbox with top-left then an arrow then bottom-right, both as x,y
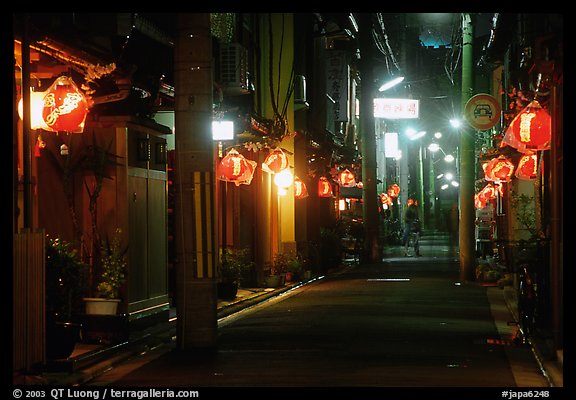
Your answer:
475,183 -> 504,209
262,147 -> 289,174
42,76 -> 89,133
318,176 -> 333,197
294,177 -> 309,199
515,153 -> 538,180
484,155 -> 515,183
407,198 -> 418,207
502,100 -> 551,152
218,148 -> 257,186
339,168 -> 356,187
380,193 -> 393,206
387,183 -> 400,198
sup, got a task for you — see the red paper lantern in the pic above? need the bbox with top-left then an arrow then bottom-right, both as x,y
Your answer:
502,100 -> 551,151
475,183 -> 503,209
515,153 -> 538,180
318,176 -> 333,197
262,147 -> 289,174
387,183 -> 400,198
42,76 -> 88,133
484,155 -> 514,182
380,193 -> 393,206
218,148 -> 257,186
294,177 -> 309,199
339,169 -> 356,187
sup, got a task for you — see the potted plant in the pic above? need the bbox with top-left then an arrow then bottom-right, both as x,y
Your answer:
84,228 -> 127,315
45,236 -> 88,359
274,251 -> 303,283
218,248 -> 254,300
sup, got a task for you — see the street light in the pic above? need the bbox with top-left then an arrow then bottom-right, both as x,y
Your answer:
427,142 -> 455,163
378,76 -> 405,92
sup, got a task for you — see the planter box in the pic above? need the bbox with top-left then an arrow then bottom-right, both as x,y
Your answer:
84,298 -> 121,316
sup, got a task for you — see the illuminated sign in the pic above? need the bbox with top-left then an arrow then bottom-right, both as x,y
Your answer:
374,98 -> 419,119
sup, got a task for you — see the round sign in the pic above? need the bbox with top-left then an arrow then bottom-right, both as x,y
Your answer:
464,94 -> 501,131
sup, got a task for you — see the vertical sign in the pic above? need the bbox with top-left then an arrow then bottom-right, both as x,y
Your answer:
326,50 -> 349,122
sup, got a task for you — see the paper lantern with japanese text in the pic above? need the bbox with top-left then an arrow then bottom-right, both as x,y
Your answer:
294,177 -> 309,199
475,183 -> 503,209
407,198 -> 418,207
380,193 -> 393,206
318,176 -> 333,197
515,153 -> 538,180
42,76 -> 88,133
262,147 -> 289,174
484,156 -> 515,183
339,169 -> 356,187
218,148 -> 257,186
502,100 -> 551,152
387,183 -> 400,198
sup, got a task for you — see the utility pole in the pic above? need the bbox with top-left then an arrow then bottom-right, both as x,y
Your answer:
174,13 -> 218,351
459,13 -> 476,282
358,13 -> 381,263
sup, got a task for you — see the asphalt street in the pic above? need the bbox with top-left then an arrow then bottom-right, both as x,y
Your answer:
86,242 -> 550,393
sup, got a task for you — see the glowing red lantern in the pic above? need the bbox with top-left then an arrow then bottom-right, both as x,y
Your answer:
387,183 -> 400,198
475,183 -> 503,209
218,148 -> 257,186
318,176 -> 333,197
484,155 -> 514,183
339,169 -> 356,187
502,100 -> 551,152
42,76 -> 88,133
380,193 -> 393,206
515,153 -> 538,180
407,198 -> 418,207
294,177 -> 309,199
262,147 -> 289,174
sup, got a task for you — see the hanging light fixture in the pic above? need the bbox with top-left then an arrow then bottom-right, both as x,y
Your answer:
387,183 -> 400,198
502,100 -> 551,152
515,153 -> 538,180
484,155 -> 515,183
339,168 -> 356,187
475,183 -> 503,209
318,176 -> 333,198
41,75 -> 89,133
262,147 -> 289,174
294,177 -> 309,199
378,76 -> 405,92
380,193 -> 393,206
217,148 -> 257,186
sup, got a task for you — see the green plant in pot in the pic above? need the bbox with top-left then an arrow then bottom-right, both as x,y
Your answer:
84,228 -> 127,315
273,251 -> 303,282
45,236 -> 88,359
218,248 -> 254,300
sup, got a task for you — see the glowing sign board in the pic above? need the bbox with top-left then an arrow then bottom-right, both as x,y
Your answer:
374,98 -> 419,119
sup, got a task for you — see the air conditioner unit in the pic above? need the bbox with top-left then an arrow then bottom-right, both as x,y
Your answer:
219,43 -> 250,95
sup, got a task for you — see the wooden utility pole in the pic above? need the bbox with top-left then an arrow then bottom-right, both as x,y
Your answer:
174,13 -> 218,351
459,13 -> 476,282
358,13 -> 381,263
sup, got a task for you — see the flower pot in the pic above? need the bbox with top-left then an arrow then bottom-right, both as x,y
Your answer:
84,298 -> 121,315
217,282 -> 239,300
46,321 -> 82,359
265,274 -> 283,288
